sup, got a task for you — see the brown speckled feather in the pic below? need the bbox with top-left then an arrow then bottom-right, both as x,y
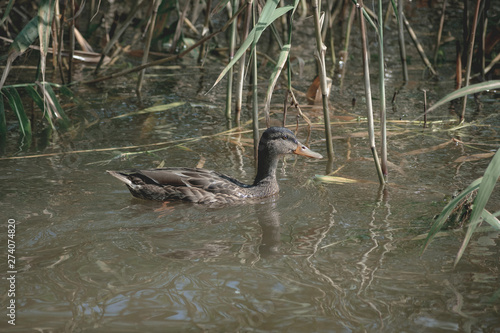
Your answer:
108,167 -> 255,204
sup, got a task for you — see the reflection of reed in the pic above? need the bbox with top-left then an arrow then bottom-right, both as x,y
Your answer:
355,187 -> 393,326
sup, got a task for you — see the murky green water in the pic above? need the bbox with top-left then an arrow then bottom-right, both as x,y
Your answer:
2,3 -> 500,332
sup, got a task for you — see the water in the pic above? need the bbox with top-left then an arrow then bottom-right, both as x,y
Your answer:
2,5 -> 500,332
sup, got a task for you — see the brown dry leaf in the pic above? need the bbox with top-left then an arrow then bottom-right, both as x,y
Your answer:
454,152 -> 495,163
306,76 -> 321,104
403,140 -> 452,156
485,26 -> 500,55
331,115 -> 357,121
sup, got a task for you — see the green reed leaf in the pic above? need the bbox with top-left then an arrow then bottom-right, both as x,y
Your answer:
3,88 -> 32,138
38,0 -> 55,57
0,0 -> 15,26
421,177 -> 482,254
454,150 -> 500,266
10,16 -> 39,56
38,83 -> 70,128
264,44 -> 290,115
210,0 -> 294,90
423,80 -> 500,116
24,85 -> 55,129
0,17 -> 40,89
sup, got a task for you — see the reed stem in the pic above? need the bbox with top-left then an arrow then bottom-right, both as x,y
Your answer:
339,3 -> 356,90
68,0 -> 75,83
397,0 -> 408,82
460,0 -> 482,122
312,0 -> 334,173
137,0 -> 161,93
358,0 -> 384,185
403,13 -> 438,76
251,2 -> 259,165
433,0 -> 447,66
377,0 -> 387,180
197,0 -> 212,63
225,0 -> 238,120
235,0 -> 253,127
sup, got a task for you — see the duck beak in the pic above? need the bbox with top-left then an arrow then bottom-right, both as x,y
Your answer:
294,143 -> 323,159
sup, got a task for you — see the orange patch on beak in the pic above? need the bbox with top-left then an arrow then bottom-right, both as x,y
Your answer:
293,143 -> 323,159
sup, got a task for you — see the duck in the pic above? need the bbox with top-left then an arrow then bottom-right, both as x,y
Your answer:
107,127 -> 323,204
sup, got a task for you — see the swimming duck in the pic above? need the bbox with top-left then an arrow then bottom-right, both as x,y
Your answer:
107,127 -> 322,204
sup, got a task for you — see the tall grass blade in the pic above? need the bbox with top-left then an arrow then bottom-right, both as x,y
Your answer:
0,17 -> 39,89
480,209 -> 500,229
454,150 -> 500,266
38,0 -> 55,61
24,85 -> 55,129
38,0 -> 56,113
421,177 -> 482,254
39,83 -> 70,128
3,88 -> 32,138
210,0 -> 294,90
264,44 -> 291,123
420,80 -> 500,118
0,0 -> 15,26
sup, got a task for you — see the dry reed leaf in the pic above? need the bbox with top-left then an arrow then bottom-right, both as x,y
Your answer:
403,140 -> 452,156
196,156 -> 206,168
412,231 -> 453,241
454,152 -> 495,163
112,101 -> 186,119
314,175 -> 374,184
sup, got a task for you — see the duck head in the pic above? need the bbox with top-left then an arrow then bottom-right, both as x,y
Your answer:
253,127 -> 323,185
258,127 -> 323,159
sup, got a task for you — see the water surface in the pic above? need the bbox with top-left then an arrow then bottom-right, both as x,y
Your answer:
1,4 -> 500,332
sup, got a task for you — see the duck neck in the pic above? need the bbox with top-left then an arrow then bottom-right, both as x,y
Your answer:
253,150 -> 279,187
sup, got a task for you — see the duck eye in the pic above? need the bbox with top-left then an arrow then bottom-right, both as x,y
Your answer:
282,135 -> 288,140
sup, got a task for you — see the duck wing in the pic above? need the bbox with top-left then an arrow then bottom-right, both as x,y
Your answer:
108,168 -> 252,203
